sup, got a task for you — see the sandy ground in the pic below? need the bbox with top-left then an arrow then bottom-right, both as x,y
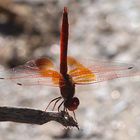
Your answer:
0,0 -> 140,140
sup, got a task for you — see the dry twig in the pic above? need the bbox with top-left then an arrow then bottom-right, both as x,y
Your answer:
0,106 -> 79,129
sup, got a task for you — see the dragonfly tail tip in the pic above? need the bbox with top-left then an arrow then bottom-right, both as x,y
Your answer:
64,7 -> 68,13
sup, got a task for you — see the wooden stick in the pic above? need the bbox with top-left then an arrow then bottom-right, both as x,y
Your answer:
0,106 -> 79,129
60,7 -> 69,76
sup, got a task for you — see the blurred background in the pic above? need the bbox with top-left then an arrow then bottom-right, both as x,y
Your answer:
0,0 -> 140,140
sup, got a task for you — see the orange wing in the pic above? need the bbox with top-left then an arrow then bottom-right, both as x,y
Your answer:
68,56 -> 140,85
68,57 -> 96,83
0,58 -> 61,87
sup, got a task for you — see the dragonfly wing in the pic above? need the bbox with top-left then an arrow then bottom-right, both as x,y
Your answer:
68,56 -> 140,85
68,56 -> 135,72
68,56 -> 96,84
0,57 -> 61,87
15,77 -> 60,87
73,69 -> 140,85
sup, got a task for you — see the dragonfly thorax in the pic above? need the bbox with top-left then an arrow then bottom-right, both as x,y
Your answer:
59,74 -> 80,111
59,74 -> 75,100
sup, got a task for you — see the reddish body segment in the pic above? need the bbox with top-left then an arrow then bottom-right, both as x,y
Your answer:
59,7 -> 79,112
60,7 -> 69,76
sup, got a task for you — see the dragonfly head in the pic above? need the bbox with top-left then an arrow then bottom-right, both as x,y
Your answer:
64,97 -> 80,111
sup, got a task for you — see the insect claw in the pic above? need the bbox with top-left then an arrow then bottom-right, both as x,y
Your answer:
77,125 -> 80,130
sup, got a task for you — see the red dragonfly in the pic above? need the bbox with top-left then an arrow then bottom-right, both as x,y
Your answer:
0,7 -> 139,117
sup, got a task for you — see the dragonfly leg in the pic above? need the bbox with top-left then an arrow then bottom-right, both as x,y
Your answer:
63,106 -> 66,111
45,96 -> 62,111
52,97 -> 62,111
58,100 -> 64,112
73,111 -> 78,123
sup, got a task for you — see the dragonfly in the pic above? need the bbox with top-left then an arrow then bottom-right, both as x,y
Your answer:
0,7 -> 139,120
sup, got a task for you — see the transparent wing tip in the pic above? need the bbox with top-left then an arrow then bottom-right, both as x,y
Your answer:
0,77 -> 4,79
128,67 -> 133,69
17,83 -> 22,86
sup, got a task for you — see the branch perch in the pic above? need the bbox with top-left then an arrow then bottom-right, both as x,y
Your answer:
0,106 -> 79,129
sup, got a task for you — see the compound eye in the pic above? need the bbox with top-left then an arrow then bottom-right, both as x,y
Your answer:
67,97 -> 80,111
